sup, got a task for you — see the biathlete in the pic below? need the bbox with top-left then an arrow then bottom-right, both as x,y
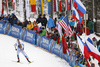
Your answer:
14,39 -> 31,63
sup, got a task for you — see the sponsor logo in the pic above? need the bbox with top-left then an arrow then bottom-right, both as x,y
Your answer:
12,26 -> 19,33
27,32 -> 33,38
42,38 -> 49,45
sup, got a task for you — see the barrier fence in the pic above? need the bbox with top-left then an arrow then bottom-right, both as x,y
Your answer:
0,21 -> 86,67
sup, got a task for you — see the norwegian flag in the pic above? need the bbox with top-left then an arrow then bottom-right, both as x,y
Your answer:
59,15 -> 73,37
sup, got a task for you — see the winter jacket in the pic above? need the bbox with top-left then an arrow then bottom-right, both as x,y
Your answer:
47,18 -> 55,27
87,21 -> 93,30
40,29 -> 46,36
36,17 -> 43,24
17,22 -> 23,26
77,23 -> 81,32
70,21 -> 75,27
27,23 -> 33,30
2,17 -> 9,21
42,17 -> 47,27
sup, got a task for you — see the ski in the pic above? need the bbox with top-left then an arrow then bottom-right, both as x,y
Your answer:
12,60 -> 23,64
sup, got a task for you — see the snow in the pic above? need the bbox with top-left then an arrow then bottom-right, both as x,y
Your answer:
0,34 -> 70,67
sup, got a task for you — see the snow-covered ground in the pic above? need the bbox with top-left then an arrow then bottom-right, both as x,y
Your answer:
0,34 -> 70,67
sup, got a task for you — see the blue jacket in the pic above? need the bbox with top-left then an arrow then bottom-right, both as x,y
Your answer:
47,18 -> 55,27
2,17 -> 9,21
60,16 -> 64,20
69,21 -> 75,27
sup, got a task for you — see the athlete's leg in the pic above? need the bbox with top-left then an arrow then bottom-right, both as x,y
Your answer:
21,50 -> 31,63
17,50 -> 20,62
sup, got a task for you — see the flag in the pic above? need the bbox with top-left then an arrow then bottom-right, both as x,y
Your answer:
40,0 -> 44,15
58,22 -> 62,37
26,0 -> 30,18
77,35 -> 90,59
86,37 -> 100,63
30,0 -> 36,12
59,15 -> 73,37
86,58 -> 91,67
65,0 -> 69,11
54,0 -> 58,12
62,35 -> 67,54
72,7 -> 83,23
73,0 -> 77,9
73,0 -> 86,17
72,31 -> 75,40
57,36 -> 60,44
6,0 -> 8,15
19,0 -> 23,15
0,0 -> 3,14
70,0 -> 72,10
59,0 -> 62,12
12,0 -> 16,14
47,0 -> 51,15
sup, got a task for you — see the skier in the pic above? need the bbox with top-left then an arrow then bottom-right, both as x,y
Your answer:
14,39 -> 31,63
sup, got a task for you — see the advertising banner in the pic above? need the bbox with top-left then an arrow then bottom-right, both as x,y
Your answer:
20,27 -> 26,40
0,21 -> 6,34
8,24 -> 22,39
36,34 -> 41,46
23,29 -> 36,45
40,36 -> 52,51
51,42 -> 62,57
5,23 -> 11,34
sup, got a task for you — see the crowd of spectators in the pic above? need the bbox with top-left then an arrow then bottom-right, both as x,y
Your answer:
0,13 -> 100,67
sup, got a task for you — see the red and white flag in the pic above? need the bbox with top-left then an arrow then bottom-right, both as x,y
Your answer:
6,0 -> 8,15
59,0 -> 62,12
11,0 -> 16,14
54,0 -> 58,12
0,0 -> 3,14
65,0 -> 69,11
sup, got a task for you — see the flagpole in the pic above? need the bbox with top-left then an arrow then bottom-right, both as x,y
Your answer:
85,13 -> 87,35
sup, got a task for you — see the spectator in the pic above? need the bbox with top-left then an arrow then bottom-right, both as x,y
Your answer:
42,14 -> 47,28
0,14 -> 4,20
76,22 -> 82,34
74,60 -> 80,67
47,16 -> 55,28
27,21 -> 33,30
51,28 -> 59,41
36,14 -> 43,24
16,21 -> 22,26
92,37 -> 97,47
54,18 -> 57,26
69,18 -> 75,30
91,63 -> 95,67
2,14 -> 9,21
33,21 -> 38,31
22,20 -> 29,28
8,15 -> 14,25
58,14 -> 64,20
87,20 -> 93,33
11,17 -> 18,25
39,26 -> 46,36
